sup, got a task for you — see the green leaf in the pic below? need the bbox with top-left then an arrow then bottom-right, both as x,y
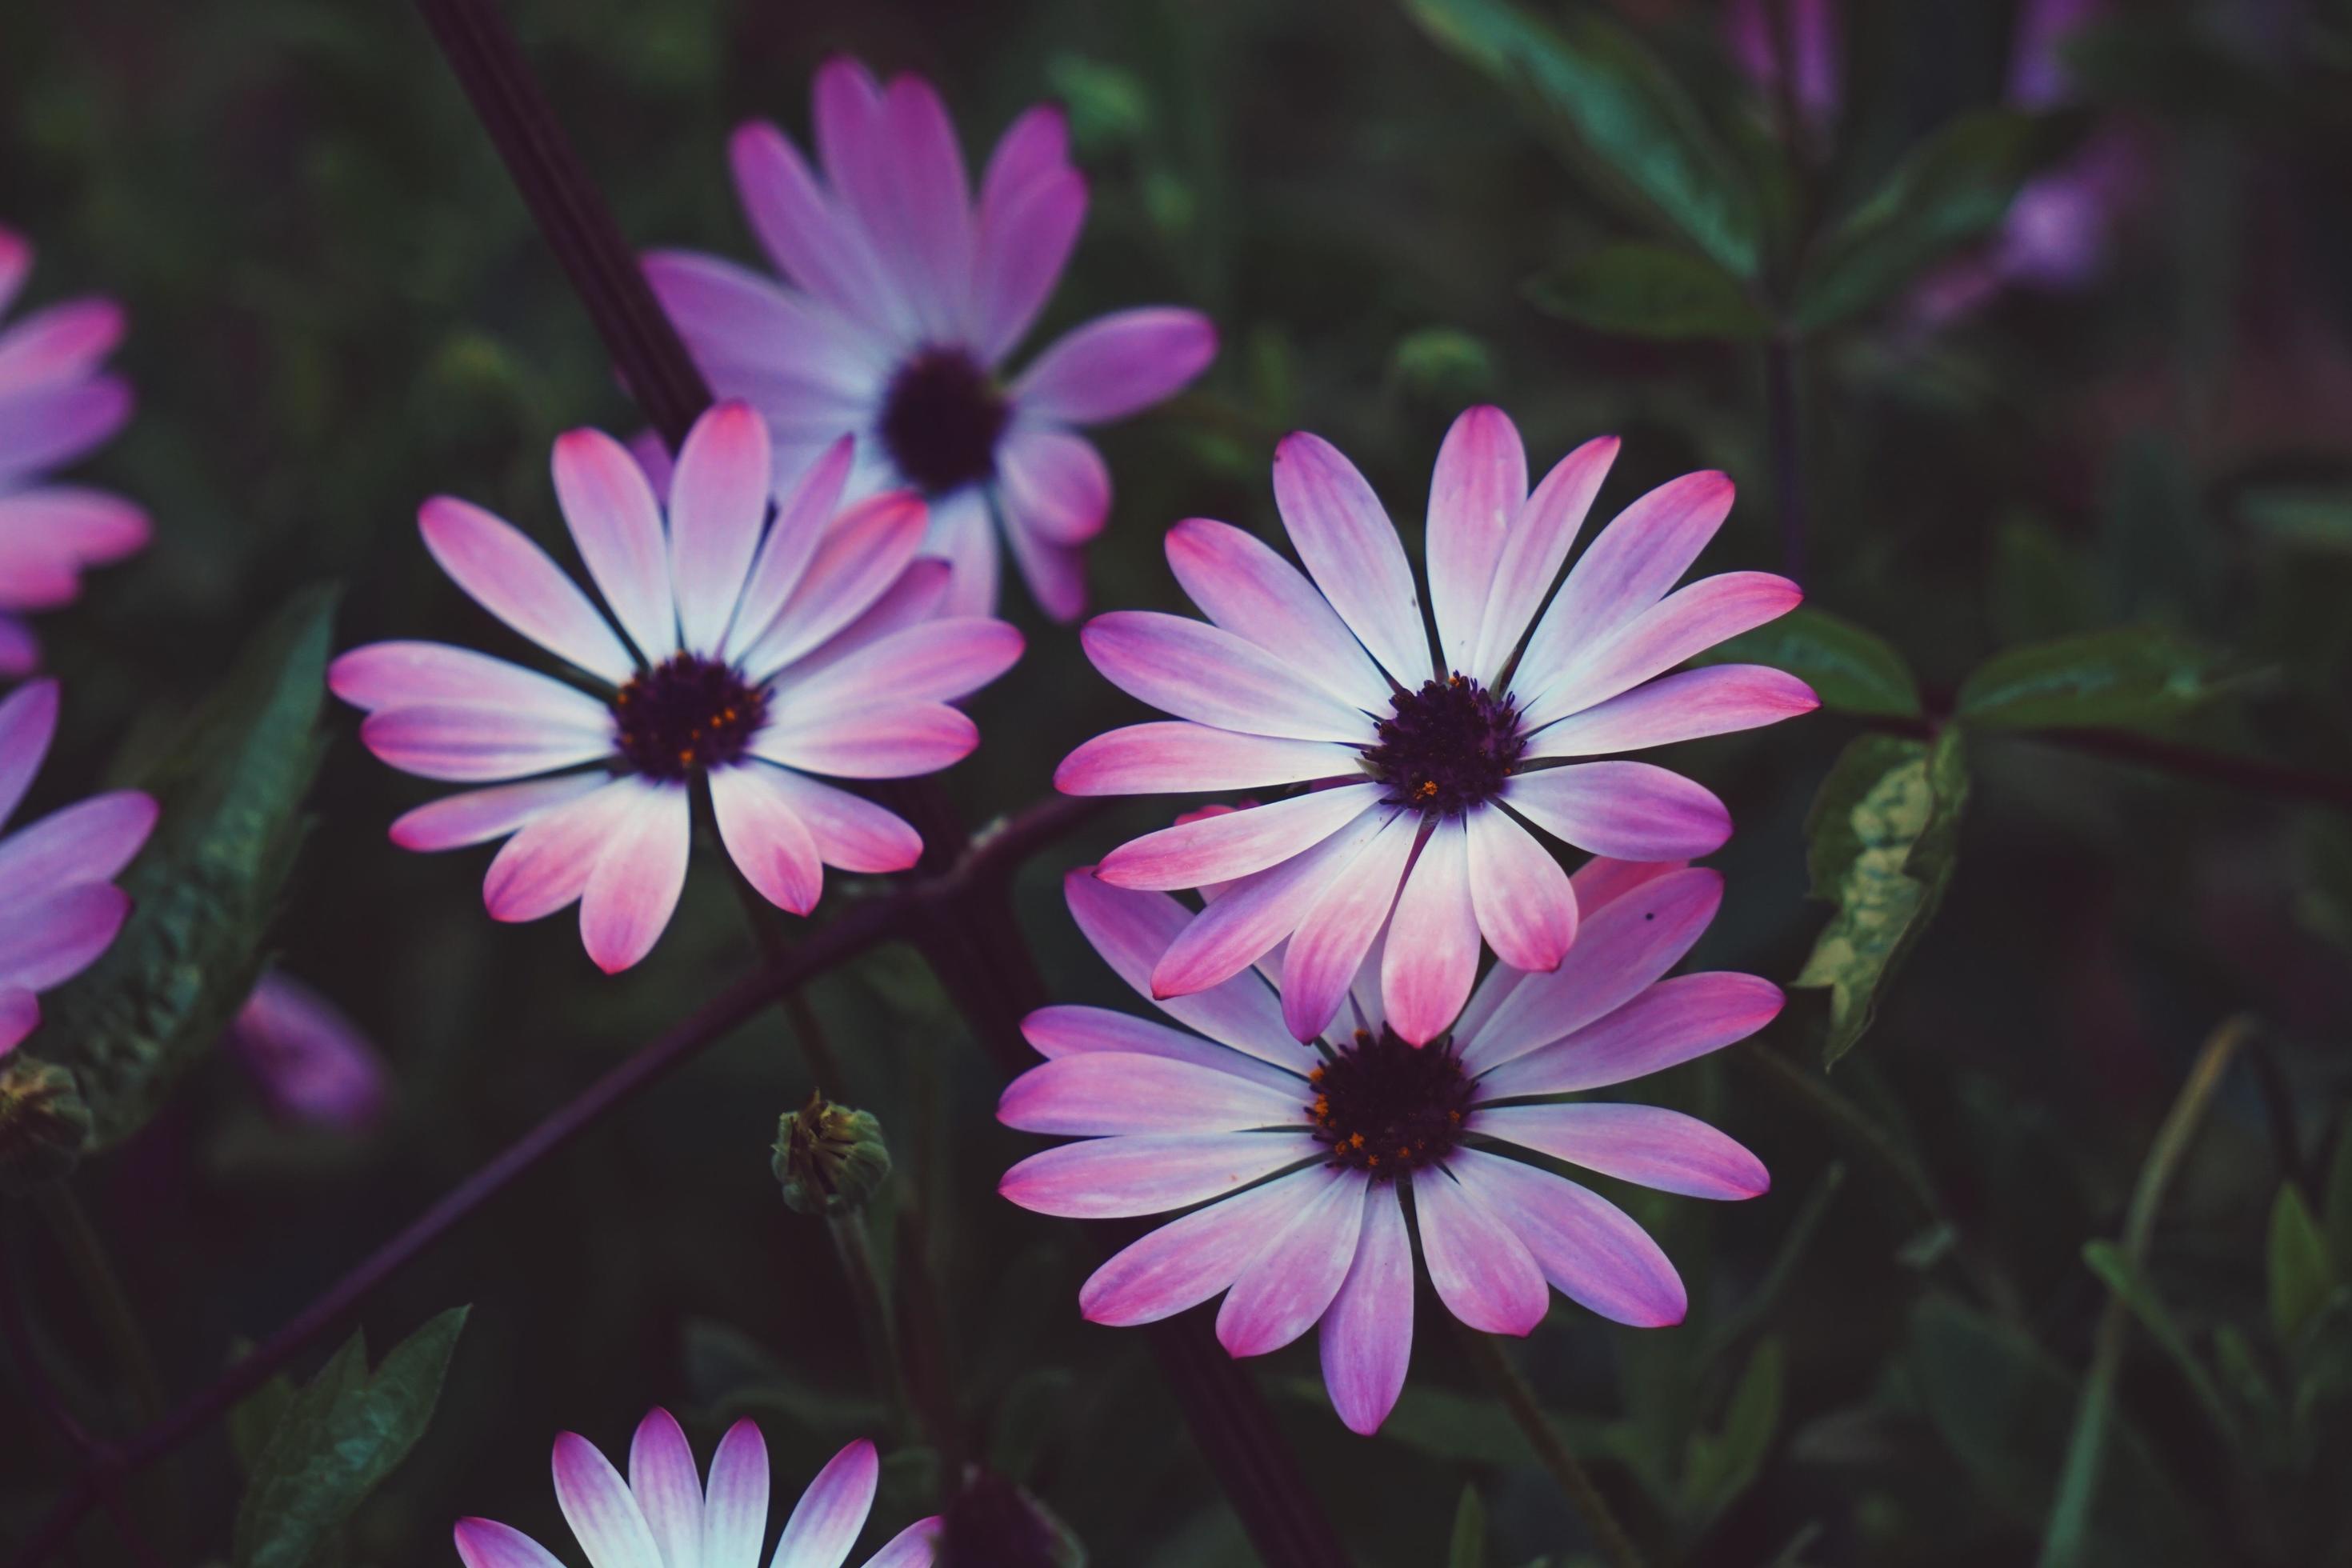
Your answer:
234,1306 -> 468,1568
1954,626 -> 2251,732
1794,729 -> 1970,1065
1906,1296 -> 2202,1565
1694,606 -> 1921,718
1449,1486 -> 1487,1568
2268,1183 -> 2331,1346
1795,110 -> 2078,331
2239,485 -> 2352,555
1989,519 -> 2102,647
46,586 -> 338,1149
2081,1241 -> 2242,1446
1522,243 -> 1770,342
1403,0 -> 1758,275
1683,1337 -> 1783,1522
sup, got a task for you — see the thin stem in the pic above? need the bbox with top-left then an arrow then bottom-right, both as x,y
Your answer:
827,1213 -> 906,1426
2039,1014 -> 2251,1568
33,1190 -> 166,1430
2,1226 -> 106,1461
1766,333 -> 1806,586
1454,1323 -> 1646,1568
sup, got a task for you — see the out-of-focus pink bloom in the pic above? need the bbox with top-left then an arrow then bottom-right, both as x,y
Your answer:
452,1410 -> 938,1568
1056,406 -> 1812,1044
226,971 -> 389,1130
645,58 -> 1218,623
0,679 -> 157,1054
1723,0 -> 1841,131
0,228 -> 150,676
998,862 -> 1779,1436
330,401 -> 1022,973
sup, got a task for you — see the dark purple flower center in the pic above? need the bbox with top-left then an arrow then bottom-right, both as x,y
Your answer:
610,653 -> 767,780
1364,673 -> 1526,816
879,346 -> 1010,494
1308,1026 -> 1474,1180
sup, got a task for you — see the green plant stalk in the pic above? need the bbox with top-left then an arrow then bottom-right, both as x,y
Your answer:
1455,1322 -> 1646,1568
2038,1014 -> 2252,1567
828,1210 -> 909,1430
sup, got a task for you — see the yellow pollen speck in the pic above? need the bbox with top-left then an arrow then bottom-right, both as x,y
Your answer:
1415,780 -> 1439,799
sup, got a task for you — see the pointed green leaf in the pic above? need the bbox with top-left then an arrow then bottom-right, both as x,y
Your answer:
1522,243 -> 1770,341
1795,109 -> 2081,330
2268,1183 -> 2331,1346
2080,1241 -> 2241,1446
234,1306 -> 468,1568
1449,1486 -> 1487,1568
46,585 -> 338,1149
1954,626 -> 2251,732
1403,0 -> 1758,275
1683,1337 -> 1784,1522
1694,606 -> 1921,718
1990,520 -> 2102,648
1794,730 -> 1970,1064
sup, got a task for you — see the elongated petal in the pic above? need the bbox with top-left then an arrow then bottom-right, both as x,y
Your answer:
1426,406 -> 1526,675
923,489 -> 998,620
629,1408 -> 704,1568
1465,804 -> 1575,973
0,298 -> 124,394
0,986 -> 38,1054
554,1431 -> 666,1568
1014,308 -> 1216,424
859,1518 -> 942,1568
1076,1165 -> 1333,1323
667,402 -> 771,653
1270,433 -> 1430,685
1446,1149 -> 1686,1326
0,230 -> 26,318
1503,762 -> 1730,861
769,558 -> 953,691
753,702 -> 976,780
726,120 -> 901,333
701,1419 -> 769,1568
330,642 -> 606,721
1462,866 -> 1722,1071
1474,1103 -> 1768,1199
0,378 -> 130,478
997,425 -> 1108,546
976,166 -> 1085,362
1218,1169 -> 1370,1356
641,250 -> 882,405
978,106 -> 1071,237
1570,854 -> 1685,915
1281,811 -> 1415,1041
710,763 -> 822,915
554,428 -> 677,662
1002,502 -> 1088,622
771,1438 -> 877,1568
0,883 -> 130,990
0,678 -> 57,826
1382,818 -> 1479,1046
390,773 -> 608,852
1056,722 -> 1357,798
871,74 -> 974,342
1164,518 -> 1390,710
580,781 -> 691,973
740,494 -> 927,679
419,497 -> 634,686
1517,470 -> 1734,698
1098,783 -> 1382,892
999,1052 -> 1304,1135
1000,1131 -> 1322,1219
1147,806 -> 1396,998
1522,571 -> 1802,730
1410,1163 -> 1550,1334
1082,611 -> 1374,746
1475,972 -> 1785,1098
1062,871 -> 1305,1070
0,790 -> 155,888
362,703 -> 614,783
1019,1005 -> 1303,1094
723,437 -> 855,663
455,1520 -> 570,1568
1526,664 -> 1818,759
741,766 -> 921,874
0,486 -> 148,574
782,618 -> 1022,715
482,776 -> 644,923
1318,1179 -> 1413,1434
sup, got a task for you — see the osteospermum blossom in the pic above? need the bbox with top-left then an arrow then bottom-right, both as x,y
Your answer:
0,680 -> 158,1054
453,1409 -> 936,1568
0,228 -> 149,676
645,58 -> 1217,622
1056,406 -> 1814,1043
330,401 -> 1022,973
998,860 -> 1780,1435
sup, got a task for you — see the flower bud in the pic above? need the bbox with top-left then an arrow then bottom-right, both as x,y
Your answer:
772,1092 -> 890,1218
0,1054 -> 92,1194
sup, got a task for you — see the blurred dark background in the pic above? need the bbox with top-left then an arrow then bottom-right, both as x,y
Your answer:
6,0 -> 2352,1563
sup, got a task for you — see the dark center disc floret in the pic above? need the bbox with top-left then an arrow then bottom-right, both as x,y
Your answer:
1364,673 -> 1526,816
610,653 -> 768,781
1307,1026 -> 1476,1179
878,346 -> 1010,493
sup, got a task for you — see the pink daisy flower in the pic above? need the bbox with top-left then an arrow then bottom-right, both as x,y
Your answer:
453,1409 -> 937,1568
330,401 -> 1022,974
998,859 -> 1781,1437
0,679 -> 158,1054
226,970 -> 390,1131
644,58 -> 1218,623
1055,406 -> 1814,1044
0,227 -> 150,676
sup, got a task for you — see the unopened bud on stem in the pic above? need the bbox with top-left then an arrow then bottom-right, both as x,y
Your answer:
773,1091 -> 890,1218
